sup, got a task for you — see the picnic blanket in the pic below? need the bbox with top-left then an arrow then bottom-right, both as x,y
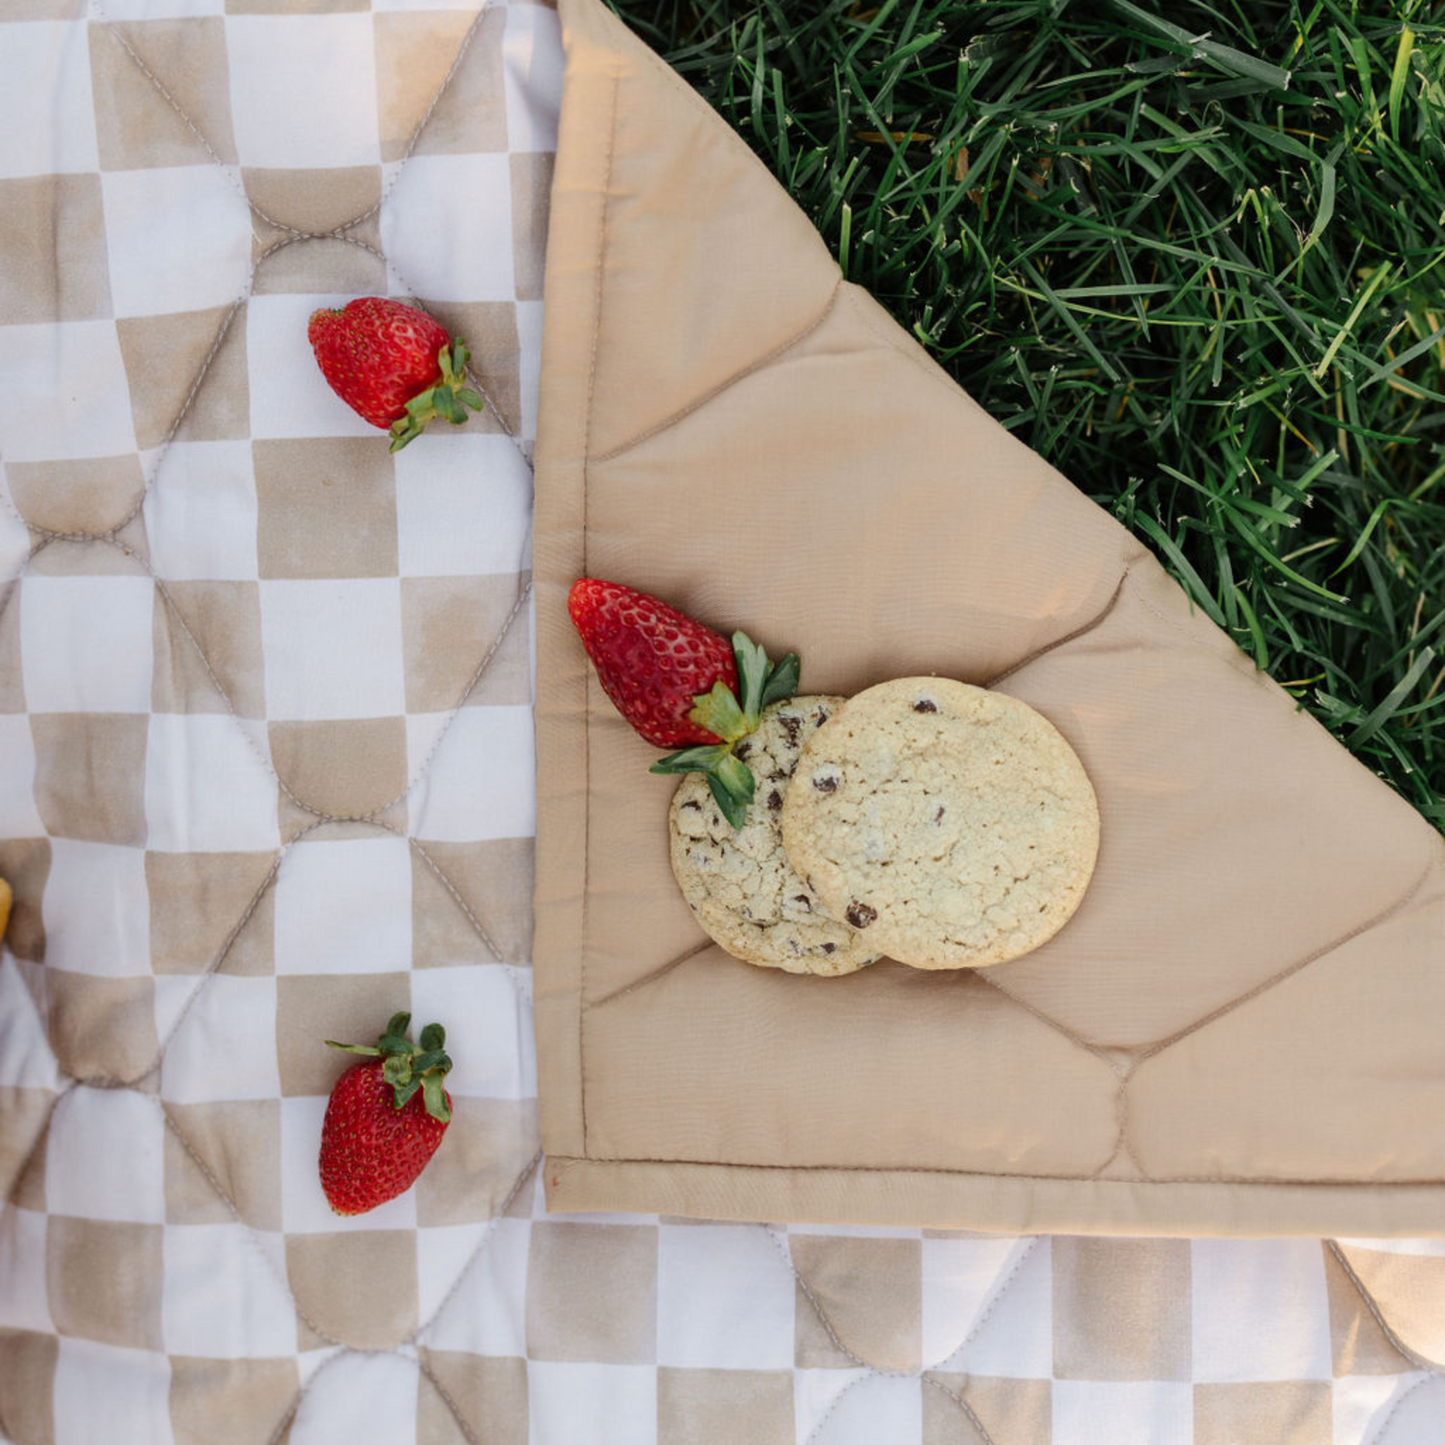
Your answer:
1,1 -> 1442,1441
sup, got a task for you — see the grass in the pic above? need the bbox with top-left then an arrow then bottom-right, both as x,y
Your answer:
607,0 -> 1445,831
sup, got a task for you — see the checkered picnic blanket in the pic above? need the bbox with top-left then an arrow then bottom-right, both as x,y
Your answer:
0,2 -> 1440,1442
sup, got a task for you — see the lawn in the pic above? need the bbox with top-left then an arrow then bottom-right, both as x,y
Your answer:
608,0 -> 1445,831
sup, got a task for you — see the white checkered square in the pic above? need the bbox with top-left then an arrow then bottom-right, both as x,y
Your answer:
805,1373 -> 921,1444
99,0 -> 226,18
406,706 -> 535,842
0,956 -> 58,1091
380,154 -> 516,302
422,1216 -> 530,1357
955,1234 -> 1052,1378
45,1087 -> 166,1224
1055,1381 -> 1195,1445
290,1349 -> 418,1445
246,293 -> 377,441
144,714 -> 279,853
657,1224 -> 795,1370
0,323 -> 136,462
53,1338 -> 173,1445
162,1223 -> 298,1358
1335,1376 -> 1437,1445
100,165 -> 250,318
527,1363 -> 658,1445
145,441 -> 259,581
224,16 -> 381,171
273,836 -> 412,975
393,431 -> 532,578
0,714 -> 46,837
42,838 -> 150,979
160,975 -> 281,1103
277,1096 -> 417,1235
794,1369 -> 871,1440
1192,1239 -> 1334,1383
920,1235 -> 1033,1368
501,3 -> 563,154
260,579 -> 405,720
408,964 -> 534,1100
0,1206 -> 52,1333
0,22 -> 99,179
20,574 -> 154,714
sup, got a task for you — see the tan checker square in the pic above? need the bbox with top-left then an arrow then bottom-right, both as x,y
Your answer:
270,718 -> 409,824
510,153 -> 554,302
417,1351 -> 527,1445
6,0 -> 85,17
426,301 -> 520,436
1193,1381 -> 1332,1445
286,1230 -> 418,1351
0,1086 -> 54,1212
169,1356 -> 301,1445
0,586 -> 24,713
252,228 -> 388,297
253,438 -> 399,581
526,1222 -> 658,1364
1324,1247 -> 1412,1376
411,837 -> 534,968
0,1327 -> 58,1445
416,1097 -> 537,1227
147,849 -> 276,976
227,0 -> 367,13
164,1099 -> 282,1231
242,166 -> 381,236
791,1234 -> 921,1372
657,1367 -> 793,1445
275,970 -> 411,1097
374,8 -> 505,164
117,305 -> 250,451
47,1215 -> 164,1350
400,574 -> 532,714
152,580 -> 268,719
924,1373 -> 1052,1445
0,174 -> 111,324
88,19 -> 239,171
47,970 -> 158,1084
31,712 -> 149,846
5,456 -> 144,537
1052,1238 -> 1192,1381
0,838 -> 51,961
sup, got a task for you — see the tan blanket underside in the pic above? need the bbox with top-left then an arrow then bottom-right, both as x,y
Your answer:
531,0 -> 1445,1238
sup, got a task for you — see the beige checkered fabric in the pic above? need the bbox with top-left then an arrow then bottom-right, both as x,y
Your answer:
0,2 -> 1440,1442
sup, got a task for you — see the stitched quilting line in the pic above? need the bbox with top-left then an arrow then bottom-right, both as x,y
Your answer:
589,276 -> 845,465
576,64 -> 623,1156
1365,1374 -> 1444,1445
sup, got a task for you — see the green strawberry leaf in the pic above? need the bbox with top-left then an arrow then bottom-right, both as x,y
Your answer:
456,388 -> 484,410
392,1078 -> 423,1110
651,742 -> 732,775
704,754 -> 755,829
410,1048 -> 449,1074
382,1053 -> 412,1087
421,1073 -> 451,1124
384,1012 -> 412,1038
760,651 -> 801,710
325,1041 -> 382,1056
688,680 -> 749,742
731,631 -> 772,730
419,1023 -> 445,1052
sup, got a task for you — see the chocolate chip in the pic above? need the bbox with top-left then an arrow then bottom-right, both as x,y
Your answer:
814,707 -> 830,725
792,894 -> 812,911
682,800 -> 703,811
845,901 -> 877,929
767,790 -> 783,812
820,942 -> 836,954
813,775 -> 838,794
913,698 -> 938,713
735,741 -> 751,760
934,805 -> 945,823
780,716 -> 802,746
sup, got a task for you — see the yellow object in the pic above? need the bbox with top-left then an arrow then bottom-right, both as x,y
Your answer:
0,877 -> 10,943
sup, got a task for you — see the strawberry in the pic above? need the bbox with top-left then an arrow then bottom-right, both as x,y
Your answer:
307,297 -> 484,452
318,1012 -> 452,1216
567,579 -> 800,827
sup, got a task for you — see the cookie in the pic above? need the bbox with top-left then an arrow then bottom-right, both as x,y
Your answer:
780,678 -> 1099,969
668,696 -> 880,975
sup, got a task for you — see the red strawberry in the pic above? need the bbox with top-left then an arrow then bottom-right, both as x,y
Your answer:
318,1012 -> 452,1216
307,297 -> 484,452
567,579 -> 800,828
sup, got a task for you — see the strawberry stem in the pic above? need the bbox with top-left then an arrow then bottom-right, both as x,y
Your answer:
325,1014 -> 453,1121
387,340 -> 486,453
